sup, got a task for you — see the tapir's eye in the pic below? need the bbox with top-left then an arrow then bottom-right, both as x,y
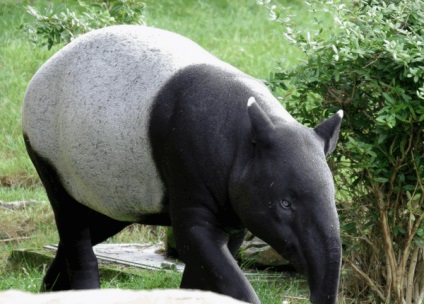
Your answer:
279,200 -> 291,209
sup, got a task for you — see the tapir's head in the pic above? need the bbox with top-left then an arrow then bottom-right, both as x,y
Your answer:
230,97 -> 343,304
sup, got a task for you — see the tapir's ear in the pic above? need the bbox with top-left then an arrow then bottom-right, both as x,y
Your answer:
247,97 -> 275,145
314,110 -> 343,155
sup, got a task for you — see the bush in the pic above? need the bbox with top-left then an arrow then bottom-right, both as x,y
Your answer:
262,0 -> 424,303
22,0 -> 146,50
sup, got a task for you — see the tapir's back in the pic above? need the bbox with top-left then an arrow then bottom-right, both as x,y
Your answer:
22,25 -> 237,221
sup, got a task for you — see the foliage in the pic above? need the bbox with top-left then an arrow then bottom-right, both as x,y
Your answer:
22,0 -> 145,50
261,0 -> 424,303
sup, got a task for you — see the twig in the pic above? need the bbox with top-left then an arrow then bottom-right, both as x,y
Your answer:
344,258 -> 386,302
363,52 -> 383,69
0,236 -> 34,243
281,295 -> 308,300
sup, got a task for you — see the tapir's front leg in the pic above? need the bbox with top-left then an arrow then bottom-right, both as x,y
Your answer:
170,199 -> 259,304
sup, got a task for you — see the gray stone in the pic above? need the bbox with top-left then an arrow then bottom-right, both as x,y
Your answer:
240,237 -> 290,268
44,243 -> 185,272
0,289 -> 247,304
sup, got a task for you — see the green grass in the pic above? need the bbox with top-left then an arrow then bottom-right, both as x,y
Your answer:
0,0 -> 333,303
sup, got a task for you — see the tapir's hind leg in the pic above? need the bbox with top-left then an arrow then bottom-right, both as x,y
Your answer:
24,135 -> 128,291
32,159 -> 100,290
42,211 -> 129,291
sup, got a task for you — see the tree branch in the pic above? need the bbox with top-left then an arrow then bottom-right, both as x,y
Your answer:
406,246 -> 420,304
344,258 -> 386,302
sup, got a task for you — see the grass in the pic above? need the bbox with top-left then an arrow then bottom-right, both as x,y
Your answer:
0,0 -> 334,303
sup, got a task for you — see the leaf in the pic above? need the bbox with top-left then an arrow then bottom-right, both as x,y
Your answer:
403,185 -> 416,191
382,92 -> 395,105
412,193 -> 422,201
27,6 -> 39,18
373,177 -> 389,183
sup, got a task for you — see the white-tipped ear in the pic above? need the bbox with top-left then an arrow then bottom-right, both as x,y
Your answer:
247,97 -> 275,145
314,110 -> 343,155
247,96 -> 256,107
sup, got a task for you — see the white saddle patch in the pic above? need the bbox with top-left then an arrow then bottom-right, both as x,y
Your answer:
22,25 -> 237,222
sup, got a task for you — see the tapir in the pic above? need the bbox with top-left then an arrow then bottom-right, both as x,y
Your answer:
22,25 -> 343,304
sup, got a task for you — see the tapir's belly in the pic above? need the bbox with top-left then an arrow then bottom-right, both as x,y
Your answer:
22,26 -> 233,222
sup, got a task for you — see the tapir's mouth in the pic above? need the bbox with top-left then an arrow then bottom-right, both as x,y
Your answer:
277,245 -> 306,274
306,247 -> 342,304
309,285 -> 338,304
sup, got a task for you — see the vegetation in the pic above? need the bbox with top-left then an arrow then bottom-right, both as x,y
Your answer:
22,0 -> 146,50
264,0 -> 424,303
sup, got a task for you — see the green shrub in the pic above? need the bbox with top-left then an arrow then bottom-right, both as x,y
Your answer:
262,0 -> 424,303
22,0 -> 145,50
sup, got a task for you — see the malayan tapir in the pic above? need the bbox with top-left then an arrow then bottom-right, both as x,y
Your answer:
22,25 -> 343,304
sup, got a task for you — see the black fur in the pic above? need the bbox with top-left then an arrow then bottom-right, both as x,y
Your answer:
149,64 -> 258,302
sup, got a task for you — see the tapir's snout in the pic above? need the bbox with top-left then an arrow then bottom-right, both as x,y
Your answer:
262,201 -> 341,304
309,247 -> 341,304
303,225 -> 342,304
261,233 -> 341,304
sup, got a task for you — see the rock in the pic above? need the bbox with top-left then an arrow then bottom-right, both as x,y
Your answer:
164,227 -> 291,269
0,289 -> 247,304
240,236 -> 290,268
